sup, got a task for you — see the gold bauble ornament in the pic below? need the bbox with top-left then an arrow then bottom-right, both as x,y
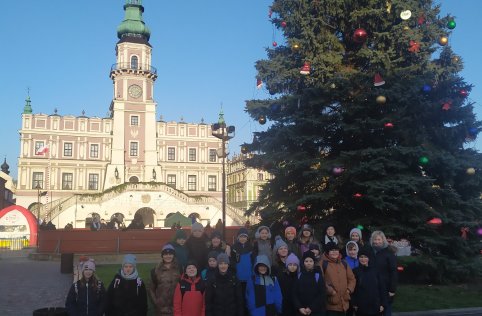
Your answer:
330,83 -> 336,89
466,167 -> 476,175
438,36 -> 448,46
376,95 -> 387,104
403,26 -> 410,31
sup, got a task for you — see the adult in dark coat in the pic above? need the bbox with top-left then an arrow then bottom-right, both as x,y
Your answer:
352,247 -> 387,316
205,253 -> 244,316
185,222 -> 209,270
370,231 -> 398,316
105,254 -> 148,316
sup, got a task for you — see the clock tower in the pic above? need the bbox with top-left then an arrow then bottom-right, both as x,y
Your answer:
107,0 -> 158,187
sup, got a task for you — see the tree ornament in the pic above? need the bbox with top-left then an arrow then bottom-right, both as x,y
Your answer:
352,28 -> 368,43
330,83 -> 336,89
386,0 -> 392,13
422,84 -> 432,93
419,156 -> 429,164
469,127 -> 478,135
353,193 -> 363,198
256,78 -> 263,89
282,220 -> 289,227
384,122 -> 394,128
466,167 -> 476,175
460,227 -> 469,240
397,266 -> 405,272
459,89 -> 468,97
403,26 -> 410,31
408,40 -> 420,53
297,205 -> 307,213
452,56 -> 460,63
400,10 -> 412,20
272,41 -> 278,47
374,73 -> 385,86
427,217 -> 442,225
356,224 -> 364,230
442,100 -> 452,111
300,62 -> 311,75
332,167 -> 344,176
376,95 -> 387,104
241,146 -> 249,154
447,20 -> 456,29
477,228 -> 482,236
438,36 -> 448,46
292,43 -> 300,50
270,103 -> 280,112
281,21 -> 287,28
258,115 -> 267,125
417,13 -> 426,25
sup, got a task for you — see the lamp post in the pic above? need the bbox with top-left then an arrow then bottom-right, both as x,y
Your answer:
211,110 -> 235,239
35,184 -> 41,224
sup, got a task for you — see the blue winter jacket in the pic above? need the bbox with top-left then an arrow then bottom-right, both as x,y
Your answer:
345,256 -> 359,270
245,255 -> 282,316
233,242 -> 253,282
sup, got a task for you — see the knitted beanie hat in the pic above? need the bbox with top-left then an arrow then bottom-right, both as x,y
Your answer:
123,254 -> 137,268
285,253 -> 300,268
211,230 -> 222,240
349,227 -> 363,240
216,253 -> 230,265
273,235 -> 288,255
284,226 -> 297,237
207,251 -> 219,260
162,243 -> 176,255
174,229 -> 187,240
237,227 -> 249,238
192,222 -> 204,232
324,241 -> 340,254
83,259 -> 96,271
302,250 -> 316,262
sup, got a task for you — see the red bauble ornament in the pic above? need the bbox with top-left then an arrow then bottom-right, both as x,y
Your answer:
384,122 -> 394,128
297,205 -> 307,213
353,193 -> 363,198
332,167 -> 345,176
427,217 -> 442,225
272,41 -> 278,47
397,266 -> 405,272
281,21 -> 287,28
352,28 -> 368,43
459,89 -> 468,97
300,62 -> 311,75
408,40 -> 420,53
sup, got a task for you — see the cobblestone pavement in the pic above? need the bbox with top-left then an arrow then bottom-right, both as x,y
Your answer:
0,253 -> 71,316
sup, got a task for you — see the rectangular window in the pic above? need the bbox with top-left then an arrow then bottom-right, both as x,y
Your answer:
90,144 -> 99,158
188,148 -> 196,161
130,115 -> 139,126
167,174 -> 176,189
168,147 -> 175,161
88,174 -> 99,190
32,172 -> 44,189
130,142 -> 138,156
62,173 -> 73,190
35,141 -> 44,155
188,175 -> 197,191
208,175 -> 217,191
257,173 -> 264,181
209,149 -> 217,162
64,143 -> 73,157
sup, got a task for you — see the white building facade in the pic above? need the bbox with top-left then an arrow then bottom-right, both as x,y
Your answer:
15,1 -> 247,228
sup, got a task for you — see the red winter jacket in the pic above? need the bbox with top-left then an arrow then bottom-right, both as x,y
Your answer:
174,274 -> 206,316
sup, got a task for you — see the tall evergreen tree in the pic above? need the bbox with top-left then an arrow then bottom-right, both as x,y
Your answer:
245,0 -> 482,281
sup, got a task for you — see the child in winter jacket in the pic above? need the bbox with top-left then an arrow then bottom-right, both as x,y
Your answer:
149,244 -> 181,316
344,241 -> 359,270
245,255 -> 282,316
321,242 -> 356,316
251,226 -> 273,264
278,253 -> 300,316
201,251 -> 219,281
185,222 -> 209,271
105,254 -> 148,316
205,253 -> 244,316
321,224 -> 342,248
297,224 -> 318,256
231,227 -> 253,293
171,229 -> 189,270
173,261 -> 206,316
284,226 -> 301,258
271,235 -> 290,277
352,247 -> 387,316
292,251 -> 326,316
65,259 -> 106,316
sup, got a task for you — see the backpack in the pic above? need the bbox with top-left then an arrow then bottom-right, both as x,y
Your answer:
298,272 -> 320,283
179,277 -> 205,298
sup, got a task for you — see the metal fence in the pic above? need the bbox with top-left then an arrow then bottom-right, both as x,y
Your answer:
0,237 -> 29,251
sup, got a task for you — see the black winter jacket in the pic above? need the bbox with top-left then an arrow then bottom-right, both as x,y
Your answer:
278,270 -> 298,316
185,235 -> 209,270
352,264 -> 388,314
65,278 -> 106,316
372,247 -> 398,295
205,271 -> 244,316
105,273 -> 148,316
292,269 -> 326,316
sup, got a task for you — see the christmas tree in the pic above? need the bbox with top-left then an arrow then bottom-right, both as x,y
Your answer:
245,0 -> 482,282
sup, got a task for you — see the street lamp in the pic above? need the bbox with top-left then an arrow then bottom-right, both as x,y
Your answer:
35,184 -> 41,224
211,110 -> 235,239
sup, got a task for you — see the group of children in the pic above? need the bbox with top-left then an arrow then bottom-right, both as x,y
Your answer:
65,222 -> 398,316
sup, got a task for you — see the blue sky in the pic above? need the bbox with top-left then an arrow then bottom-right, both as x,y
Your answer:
1,1 -> 481,180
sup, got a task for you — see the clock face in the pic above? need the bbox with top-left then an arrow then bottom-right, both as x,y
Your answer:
128,84 -> 142,99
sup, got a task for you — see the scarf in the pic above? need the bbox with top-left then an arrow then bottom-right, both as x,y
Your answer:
121,268 -> 139,280
325,235 -> 338,245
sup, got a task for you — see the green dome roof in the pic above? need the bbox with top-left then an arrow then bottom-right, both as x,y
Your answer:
117,1 -> 150,41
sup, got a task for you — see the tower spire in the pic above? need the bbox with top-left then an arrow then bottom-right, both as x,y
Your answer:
23,95 -> 33,114
117,0 -> 150,42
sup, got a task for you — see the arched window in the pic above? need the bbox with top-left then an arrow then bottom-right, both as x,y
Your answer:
129,176 -> 139,183
131,56 -> 138,69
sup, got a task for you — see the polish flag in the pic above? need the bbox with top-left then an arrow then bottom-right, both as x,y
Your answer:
36,145 -> 49,155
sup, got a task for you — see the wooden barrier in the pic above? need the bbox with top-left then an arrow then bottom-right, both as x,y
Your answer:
38,226 -> 243,254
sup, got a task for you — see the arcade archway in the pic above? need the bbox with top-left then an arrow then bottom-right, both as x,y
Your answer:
134,207 -> 155,227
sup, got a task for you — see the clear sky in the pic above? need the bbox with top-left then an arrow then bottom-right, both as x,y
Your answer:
1,1 -> 480,180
